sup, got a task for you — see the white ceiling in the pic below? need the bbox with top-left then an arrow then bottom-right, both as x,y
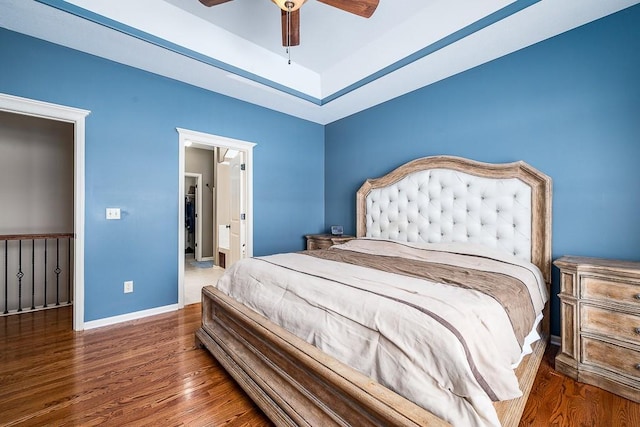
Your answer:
1,0 -> 638,124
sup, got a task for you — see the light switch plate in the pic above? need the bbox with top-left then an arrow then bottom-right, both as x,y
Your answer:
106,208 -> 121,220
124,280 -> 133,293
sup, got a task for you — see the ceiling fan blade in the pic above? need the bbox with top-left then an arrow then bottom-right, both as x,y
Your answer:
281,9 -> 300,47
317,0 -> 379,18
199,0 -> 233,6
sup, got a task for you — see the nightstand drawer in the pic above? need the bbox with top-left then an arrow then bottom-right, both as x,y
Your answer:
308,238 -> 333,250
582,336 -> 640,380
582,276 -> 640,306
305,234 -> 355,251
582,305 -> 640,344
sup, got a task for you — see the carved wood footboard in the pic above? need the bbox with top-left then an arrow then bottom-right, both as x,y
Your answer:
195,285 -> 450,427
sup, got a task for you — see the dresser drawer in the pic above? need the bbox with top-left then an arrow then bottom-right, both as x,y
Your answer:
582,305 -> 640,344
582,336 -> 640,380
582,276 -> 640,306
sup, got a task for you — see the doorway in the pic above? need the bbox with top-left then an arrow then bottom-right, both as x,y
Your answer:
184,172 -> 202,262
177,128 -> 255,308
0,93 -> 89,331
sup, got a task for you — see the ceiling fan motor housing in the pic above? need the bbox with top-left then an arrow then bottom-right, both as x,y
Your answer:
200,0 -> 379,48
273,0 -> 306,12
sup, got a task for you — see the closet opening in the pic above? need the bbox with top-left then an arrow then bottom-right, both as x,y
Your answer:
184,172 -> 202,262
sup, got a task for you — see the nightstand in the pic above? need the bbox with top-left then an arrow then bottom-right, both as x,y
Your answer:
305,234 -> 355,250
555,256 -> 640,402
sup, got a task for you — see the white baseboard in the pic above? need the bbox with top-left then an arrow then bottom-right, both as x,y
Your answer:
83,304 -> 179,330
200,256 -> 214,262
550,334 -> 561,346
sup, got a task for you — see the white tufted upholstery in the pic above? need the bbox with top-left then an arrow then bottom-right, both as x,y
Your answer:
366,168 -> 532,261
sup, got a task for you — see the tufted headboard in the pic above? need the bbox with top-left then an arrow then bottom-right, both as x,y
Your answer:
356,156 -> 552,284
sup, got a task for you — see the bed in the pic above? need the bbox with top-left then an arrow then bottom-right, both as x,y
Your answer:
195,155 -> 552,427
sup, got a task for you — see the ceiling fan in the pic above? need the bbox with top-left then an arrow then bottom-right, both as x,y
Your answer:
198,0 -> 379,47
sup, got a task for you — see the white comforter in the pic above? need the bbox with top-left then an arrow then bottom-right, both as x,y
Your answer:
215,238 -> 547,427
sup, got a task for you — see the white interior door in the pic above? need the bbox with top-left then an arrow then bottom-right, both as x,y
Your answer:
229,151 -> 245,266
216,162 -> 230,266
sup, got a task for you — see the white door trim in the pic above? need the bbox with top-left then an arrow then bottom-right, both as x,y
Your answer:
176,127 -> 256,309
184,172 -> 202,261
0,92 -> 90,331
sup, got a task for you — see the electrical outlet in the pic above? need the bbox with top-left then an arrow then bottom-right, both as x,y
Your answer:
106,208 -> 121,220
124,280 -> 133,293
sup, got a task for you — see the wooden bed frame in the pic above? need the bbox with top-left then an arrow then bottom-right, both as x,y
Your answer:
196,156 -> 552,427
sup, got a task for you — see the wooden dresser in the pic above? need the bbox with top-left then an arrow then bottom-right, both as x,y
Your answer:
305,234 -> 354,250
555,256 -> 640,402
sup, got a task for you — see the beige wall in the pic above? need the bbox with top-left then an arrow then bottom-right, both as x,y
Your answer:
0,110 -> 74,234
185,147 -> 215,258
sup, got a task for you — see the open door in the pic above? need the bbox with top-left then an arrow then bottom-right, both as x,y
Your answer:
216,161 -> 230,268
229,151 -> 245,266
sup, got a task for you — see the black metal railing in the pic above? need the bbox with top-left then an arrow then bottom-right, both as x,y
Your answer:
1,233 -> 74,315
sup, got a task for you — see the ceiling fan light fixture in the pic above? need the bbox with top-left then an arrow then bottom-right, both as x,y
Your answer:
272,0 -> 306,12
200,0 -> 379,52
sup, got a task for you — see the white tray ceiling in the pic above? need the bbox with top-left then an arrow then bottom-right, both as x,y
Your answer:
1,0 -> 638,124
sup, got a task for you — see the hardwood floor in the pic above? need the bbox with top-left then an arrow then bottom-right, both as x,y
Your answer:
521,344 -> 640,427
1,305 -> 639,426
0,304 -> 271,426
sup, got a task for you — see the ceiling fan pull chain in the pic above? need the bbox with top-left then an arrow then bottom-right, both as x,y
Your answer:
286,8 -> 290,64
286,2 -> 293,64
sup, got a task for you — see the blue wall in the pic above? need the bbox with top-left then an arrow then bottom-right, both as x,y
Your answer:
325,6 -> 640,336
2,5 -> 639,330
0,29 -> 325,322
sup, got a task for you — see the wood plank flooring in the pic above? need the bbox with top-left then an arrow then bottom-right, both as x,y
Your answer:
0,304 -> 271,426
1,305 -> 639,426
521,343 -> 640,427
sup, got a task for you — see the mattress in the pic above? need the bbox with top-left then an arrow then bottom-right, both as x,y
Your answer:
214,238 -> 548,427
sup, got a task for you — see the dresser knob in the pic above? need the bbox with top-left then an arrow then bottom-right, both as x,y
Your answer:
636,327 -> 640,335
636,364 -> 640,371
635,294 -> 640,300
